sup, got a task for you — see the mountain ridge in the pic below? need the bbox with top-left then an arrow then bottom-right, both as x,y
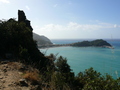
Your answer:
33,33 -> 53,45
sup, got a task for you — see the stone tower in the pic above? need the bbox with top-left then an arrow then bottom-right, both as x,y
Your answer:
18,10 -> 33,31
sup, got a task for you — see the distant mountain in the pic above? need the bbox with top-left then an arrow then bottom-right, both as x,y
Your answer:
33,33 -> 53,45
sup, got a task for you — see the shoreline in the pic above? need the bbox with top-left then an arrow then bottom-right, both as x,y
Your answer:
38,39 -> 114,49
38,44 -> 114,49
38,44 -> 70,49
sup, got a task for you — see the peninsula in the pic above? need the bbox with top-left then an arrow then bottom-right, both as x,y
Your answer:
38,39 -> 113,49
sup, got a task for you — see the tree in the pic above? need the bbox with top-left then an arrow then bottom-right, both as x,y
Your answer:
0,18 -> 49,71
55,56 -> 72,73
76,67 -> 120,90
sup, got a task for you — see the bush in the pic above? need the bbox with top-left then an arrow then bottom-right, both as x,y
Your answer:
55,56 -> 72,73
23,71 -> 40,85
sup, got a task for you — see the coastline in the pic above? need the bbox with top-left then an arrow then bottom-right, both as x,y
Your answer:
38,44 -> 114,49
38,44 -> 70,49
38,39 -> 114,49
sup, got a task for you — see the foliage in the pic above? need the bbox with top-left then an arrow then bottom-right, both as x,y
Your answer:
76,67 -> 120,90
0,18 -> 119,90
43,54 -> 120,90
23,71 -> 40,85
55,56 -> 72,73
33,33 -> 53,45
0,19 -> 32,57
91,39 -> 111,46
19,46 -> 30,60
72,39 -> 111,47
0,19 -> 49,70
72,41 -> 91,46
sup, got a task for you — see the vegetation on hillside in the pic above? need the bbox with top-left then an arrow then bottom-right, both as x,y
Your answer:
0,19 -> 49,70
33,33 -> 52,45
71,39 -> 112,47
0,16 -> 119,89
43,54 -> 120,90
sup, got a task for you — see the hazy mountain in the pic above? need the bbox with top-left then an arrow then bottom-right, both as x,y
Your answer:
33,33 -> 53,45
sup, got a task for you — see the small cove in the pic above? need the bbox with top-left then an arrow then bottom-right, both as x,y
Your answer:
40,39 -> 120,79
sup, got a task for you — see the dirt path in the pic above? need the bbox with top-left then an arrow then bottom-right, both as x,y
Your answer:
0,61 -> 41,90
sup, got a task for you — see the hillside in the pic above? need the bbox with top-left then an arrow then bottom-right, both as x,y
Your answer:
0,61 -> 42,90
33,33 -> 52,45
38,39 -> 113,49
0,10 -> 50,70
0,10 -> 119,90
71,39 -> 112,48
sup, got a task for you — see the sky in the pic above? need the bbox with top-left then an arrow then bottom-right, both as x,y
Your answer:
0,0 -> 120,39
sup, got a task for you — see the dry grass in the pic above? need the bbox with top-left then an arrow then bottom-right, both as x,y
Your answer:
7,62 -> 21,70
23,71 -> 40,85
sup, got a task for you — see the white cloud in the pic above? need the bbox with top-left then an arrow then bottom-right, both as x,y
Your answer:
0,0 -> 10,3
40,24 -> 63,31
26,6 -> 30,10
33,22 -> 120,39
53,4 -> 58,7
114,24 -> 117,28
38,22 -> 117,32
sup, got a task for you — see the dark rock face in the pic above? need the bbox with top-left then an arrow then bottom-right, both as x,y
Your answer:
18,10 -> 33,31
18,10 -> 26,22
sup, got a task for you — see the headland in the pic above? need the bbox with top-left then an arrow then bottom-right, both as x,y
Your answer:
38,39 -> 114,49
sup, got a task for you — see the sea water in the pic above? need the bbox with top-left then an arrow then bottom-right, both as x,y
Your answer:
40,39 -> 120,79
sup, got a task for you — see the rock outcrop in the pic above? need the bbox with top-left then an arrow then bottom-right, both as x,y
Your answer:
18,10 -> 33,31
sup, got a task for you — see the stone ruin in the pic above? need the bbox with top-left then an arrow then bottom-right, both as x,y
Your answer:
18,10 -> 33,31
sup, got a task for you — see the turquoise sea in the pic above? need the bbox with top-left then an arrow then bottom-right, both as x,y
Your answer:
40,39 -> 120,79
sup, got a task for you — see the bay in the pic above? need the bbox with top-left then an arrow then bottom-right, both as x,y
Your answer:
40,39 -> 120,79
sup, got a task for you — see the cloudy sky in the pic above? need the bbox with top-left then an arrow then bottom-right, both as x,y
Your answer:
0,0 -> 120,39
